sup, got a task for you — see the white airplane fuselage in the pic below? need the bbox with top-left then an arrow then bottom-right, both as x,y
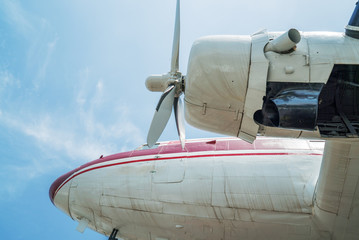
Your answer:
50,138 -> 330,239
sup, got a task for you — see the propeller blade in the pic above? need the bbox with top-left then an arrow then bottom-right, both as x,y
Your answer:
174,96 -> 185,149
170,0 -> 180,73
147,85 -> 176,147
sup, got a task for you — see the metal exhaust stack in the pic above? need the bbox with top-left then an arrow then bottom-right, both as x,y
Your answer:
346,1 -> 359,39
264,28 -> 301,53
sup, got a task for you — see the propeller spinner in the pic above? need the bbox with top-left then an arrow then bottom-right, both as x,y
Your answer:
146,0 -> 185,148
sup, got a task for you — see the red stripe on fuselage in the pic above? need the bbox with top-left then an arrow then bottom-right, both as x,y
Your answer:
51,151 -> 322,202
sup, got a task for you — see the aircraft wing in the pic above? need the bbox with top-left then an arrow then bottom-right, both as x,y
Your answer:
314,139 -> 359,238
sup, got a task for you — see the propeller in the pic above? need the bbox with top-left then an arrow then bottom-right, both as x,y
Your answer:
146,0 -> 186,148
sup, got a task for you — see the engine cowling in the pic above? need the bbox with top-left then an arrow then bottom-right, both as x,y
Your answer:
184,28 -> 359,141
184,35 -> 251,137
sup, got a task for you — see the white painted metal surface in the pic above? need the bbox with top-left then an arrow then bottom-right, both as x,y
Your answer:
313,140 -> 359,239
185,35 -> 251,137
238,30 -> 269,142
184,31 -> 359,140
51,138 -> 336,240
264,29 -> 301,53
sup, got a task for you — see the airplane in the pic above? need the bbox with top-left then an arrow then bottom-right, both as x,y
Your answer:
50,0 -> 359,239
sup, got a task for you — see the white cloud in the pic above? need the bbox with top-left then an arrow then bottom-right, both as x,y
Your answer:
0,156 -> 70,200
0,0 -> 58,91
36,36 -> 58,85
0,102 -> 144,199
0,1 -> 151,200
25,18 -> 58,90
0,0 -> 34,38
0,106 -> 143,163
0,66 -> 145,199
0,70 -> 20,89
0,70 -> 21,108
76,67 -> 91,106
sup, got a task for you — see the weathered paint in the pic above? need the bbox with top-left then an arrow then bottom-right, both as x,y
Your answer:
51,137 -> 329,240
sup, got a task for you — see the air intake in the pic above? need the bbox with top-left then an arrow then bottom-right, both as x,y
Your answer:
346,1 -> 359,39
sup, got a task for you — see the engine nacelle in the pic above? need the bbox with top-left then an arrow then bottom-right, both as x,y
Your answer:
184,30 -> 308,141
185,29 -> 359,141
184,35 -> 251,137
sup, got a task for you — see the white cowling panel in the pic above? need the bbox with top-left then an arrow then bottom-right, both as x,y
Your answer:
314,140 -> 359,239
265,32 -> 309,83
238,30 -> 269,142
185,35 -> 251,136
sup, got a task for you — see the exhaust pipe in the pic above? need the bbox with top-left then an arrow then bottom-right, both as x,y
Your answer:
264,28 -> 301,54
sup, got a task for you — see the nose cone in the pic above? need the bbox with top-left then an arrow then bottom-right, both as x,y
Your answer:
49,170 -> 75,217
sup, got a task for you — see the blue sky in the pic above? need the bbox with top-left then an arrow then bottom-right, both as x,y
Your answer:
0,0 -> 353,239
